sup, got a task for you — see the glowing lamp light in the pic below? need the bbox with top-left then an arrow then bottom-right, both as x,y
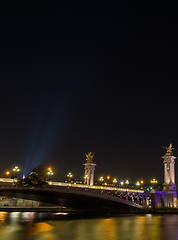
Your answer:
47,168 -> 54,177
113,178 -> 117,183
150,178 -> 158,184
99,177 -> 104,181
13,166 -> 20,172
67,172 -> 73,179
140,180 -> 144,184
125,180 -> 129,184
107,176 -> 110,179
136,181 -> 140,186
5,171 -> 10,176
12,166 -> 20,179
67,172 -> 73,177
120,181 -> 124,185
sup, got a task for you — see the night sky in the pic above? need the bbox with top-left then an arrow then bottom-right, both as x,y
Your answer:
0,3 -> 178,183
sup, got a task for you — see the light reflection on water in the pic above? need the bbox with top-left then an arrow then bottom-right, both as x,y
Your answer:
0,212 -> 8,225
0,213 -> 178,240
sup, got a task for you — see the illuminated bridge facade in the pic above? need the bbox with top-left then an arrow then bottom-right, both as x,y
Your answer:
0,180 -> 147,213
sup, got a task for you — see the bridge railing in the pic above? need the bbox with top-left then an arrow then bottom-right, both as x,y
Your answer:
0,178 -> 144,194
49,181 -> 144,194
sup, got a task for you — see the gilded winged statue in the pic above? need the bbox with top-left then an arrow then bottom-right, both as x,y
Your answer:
165,143 -> 174,156
85,152 -> 94,163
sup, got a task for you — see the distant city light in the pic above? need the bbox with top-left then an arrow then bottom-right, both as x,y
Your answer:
120,181 -> 124,185
150,178 -> 158,184
125,180 -> 129,184
107,176 -> 110,179
136,181 -> 140,186
113,178 -> 117,183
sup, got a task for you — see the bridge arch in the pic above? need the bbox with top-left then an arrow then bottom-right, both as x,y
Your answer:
0,185 -> 144,213
157,198 -> 165,208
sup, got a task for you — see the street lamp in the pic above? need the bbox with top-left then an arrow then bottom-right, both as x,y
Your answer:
13,166 -> 20,178
136,181 -> 140,186
120,181 -> 124,186
47,168 -> 54,181
5,171 -> 10,177
67,172 -> 73,182
125,180 -> 129,185
99,176 -> 104,185
113,178 -> 117,184
106,176 -> 111,185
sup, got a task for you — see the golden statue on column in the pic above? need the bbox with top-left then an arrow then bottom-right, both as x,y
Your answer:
165,143 -> 174,156
85,152 -> 94,163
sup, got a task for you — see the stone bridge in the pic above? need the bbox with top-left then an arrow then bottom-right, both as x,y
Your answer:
0,182 -> 147,213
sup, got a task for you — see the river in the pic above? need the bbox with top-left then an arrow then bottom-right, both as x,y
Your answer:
0,212 -> 178,240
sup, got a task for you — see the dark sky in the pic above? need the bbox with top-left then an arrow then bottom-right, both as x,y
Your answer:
0,3 -> 178,184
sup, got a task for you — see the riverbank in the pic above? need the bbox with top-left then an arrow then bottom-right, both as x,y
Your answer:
0,206 -> 74,212
145,208 -> 178,214
1,207 -> 178,215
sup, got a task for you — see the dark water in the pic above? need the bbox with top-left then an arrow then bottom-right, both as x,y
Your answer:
0,212 -> 178,240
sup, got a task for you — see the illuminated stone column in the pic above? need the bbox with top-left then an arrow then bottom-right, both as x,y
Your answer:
83,162 -> 96,185
162,144 -> 177,207
151,145 -> 177,208
162,155 -> 176,191
83,152 -> 96,186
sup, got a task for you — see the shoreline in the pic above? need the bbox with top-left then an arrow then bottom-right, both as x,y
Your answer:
0,207 -> 74,212
1,207 -> 178,215
145,208 -> 178,214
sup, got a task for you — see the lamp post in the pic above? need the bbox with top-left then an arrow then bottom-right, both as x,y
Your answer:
113,178 -> 117,186
67,172 -> 73,182
136,181 -> 140,187
125,179 -> 129,185
47,168 -> 54,181
5,171 -> 10,177
106,175 -> 111,185
99,176 -> 104,184
120,181 -> 124,186
13,166 -> 20,179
